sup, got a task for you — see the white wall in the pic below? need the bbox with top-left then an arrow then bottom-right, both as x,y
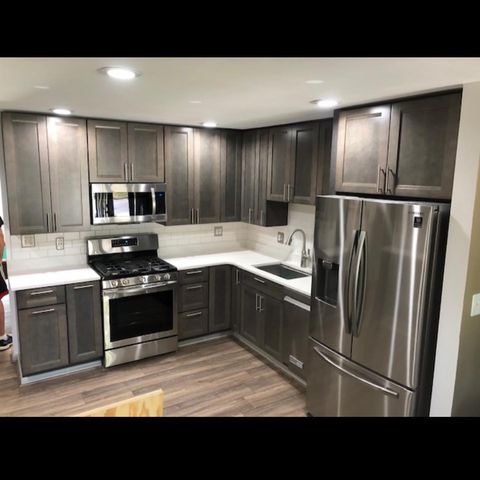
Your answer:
430,81 -> 480,416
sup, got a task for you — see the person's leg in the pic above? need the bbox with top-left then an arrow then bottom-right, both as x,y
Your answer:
0,295 -> 12,350
0,299 -> 4,337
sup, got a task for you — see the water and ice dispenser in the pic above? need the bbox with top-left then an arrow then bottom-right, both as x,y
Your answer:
316,259 -> 339,306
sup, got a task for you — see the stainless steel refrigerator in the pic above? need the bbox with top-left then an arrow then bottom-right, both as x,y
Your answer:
307,195 -> 450,416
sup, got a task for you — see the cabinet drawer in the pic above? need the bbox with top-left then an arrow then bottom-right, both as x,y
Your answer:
179,268 -> 209,284
178,282 -> 209,312
242,271 -> 283,300
178,308 -> 209,340
17,285 -> 66,310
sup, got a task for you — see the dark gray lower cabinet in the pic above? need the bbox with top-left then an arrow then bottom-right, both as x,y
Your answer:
209,266 -> 232,333
282,294 -> 310,380
66,282 -> 103,365
261,294 -> 283,361
231,268 -> 242,333
240,285 -> 261,345
18,304 -> 69,376
178,309 -> 209,340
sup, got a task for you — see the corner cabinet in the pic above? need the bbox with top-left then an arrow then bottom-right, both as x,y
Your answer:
2,113 -> 90,234
334,91 -> 462,199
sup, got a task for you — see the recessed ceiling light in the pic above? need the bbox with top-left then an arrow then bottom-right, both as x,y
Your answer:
50,108 -> 72,115
189,100 -> 202,104
305,80 -> 324,84
202,121 -> 217,128
312,99 -> 338,108
98,67 -> 140,80
34,85 -> 50,90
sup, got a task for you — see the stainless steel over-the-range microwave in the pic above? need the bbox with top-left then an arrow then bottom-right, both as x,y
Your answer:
91,183 -> 167,225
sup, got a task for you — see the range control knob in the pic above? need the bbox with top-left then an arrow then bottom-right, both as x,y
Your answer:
142,277 -> 148,283
111,280 -> 118,287
121,278 -> 129,286
164,273 -> 170,281
155,275 -> 161,281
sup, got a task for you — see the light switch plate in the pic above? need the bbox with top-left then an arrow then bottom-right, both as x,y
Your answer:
214,226 -> 223,237
277,232 -> 285,244
21,235 -> 35,248
471,293 -> 480,317
55,237 -> 64,250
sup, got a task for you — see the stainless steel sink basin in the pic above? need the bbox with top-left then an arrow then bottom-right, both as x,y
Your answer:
254,263 -> 310,280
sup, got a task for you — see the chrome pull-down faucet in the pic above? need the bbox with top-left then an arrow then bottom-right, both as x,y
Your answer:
286,229 -> 310,268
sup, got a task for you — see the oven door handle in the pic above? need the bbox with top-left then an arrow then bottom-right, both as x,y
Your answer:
103,282 -> 176,299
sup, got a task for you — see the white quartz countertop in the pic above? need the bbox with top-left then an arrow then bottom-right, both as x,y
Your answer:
166,250 -> 312,297
8,266 -> 101,292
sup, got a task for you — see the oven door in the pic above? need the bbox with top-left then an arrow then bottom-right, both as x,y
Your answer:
103,282 -> 177,349
91,183 -> 167,224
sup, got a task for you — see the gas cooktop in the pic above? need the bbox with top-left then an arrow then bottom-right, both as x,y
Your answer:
91,256 -> 176,280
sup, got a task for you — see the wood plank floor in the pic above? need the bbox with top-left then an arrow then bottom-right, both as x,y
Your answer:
0,337 -> 307,417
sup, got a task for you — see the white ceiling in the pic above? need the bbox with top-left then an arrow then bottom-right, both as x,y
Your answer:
1,57 -> 480,129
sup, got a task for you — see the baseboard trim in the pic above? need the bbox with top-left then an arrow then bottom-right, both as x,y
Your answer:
20,360 -> 102,385
178,330 -> 231,348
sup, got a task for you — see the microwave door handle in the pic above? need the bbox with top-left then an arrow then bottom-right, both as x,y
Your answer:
151,188 -> 157,215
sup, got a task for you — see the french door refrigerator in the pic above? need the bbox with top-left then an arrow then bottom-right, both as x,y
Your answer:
307,195 -> 450,416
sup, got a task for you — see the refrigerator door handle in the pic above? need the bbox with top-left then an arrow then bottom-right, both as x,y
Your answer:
352,230 -> 367,337
312,345 -> 399,399
345,230 -> 358,334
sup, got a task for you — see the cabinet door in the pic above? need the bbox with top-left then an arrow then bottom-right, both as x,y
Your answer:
2,113 -> 51,234
193,129 -> 221,223
18,304 -> 69,376
267,126 -> 293,201
66,282 -> 103,365
260,294 -> 283,361
221,131 -> 242,222
164,126 -> 194,225
334,105 -> 391,194
241,130 -> 258,223
209,265 -> 232,333
386,93 -> 461,199
87,119 -> 128,182
128,123 -> 165,182
316,119 -> 333,195
291,122 -> 319,205
47,116 -> 90,232
240,285 -> 261,346
231,268 -> 242,333
256,129 -> 270,225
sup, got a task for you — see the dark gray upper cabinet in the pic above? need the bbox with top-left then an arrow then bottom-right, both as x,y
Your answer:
334,105 -> 391,195
316,119 -> 333,196
290,122 -> 320,204
127,123 -> 165,182
18,304 -> 69,376
267,126 -> 294,202
220,131 -> 242,222
386,93 -> 461,199
47,117 -> 90,232
2,113 -> 51,234
66,282 -> 103,365
164,126 -> 195,225
241,130 -> 258,223
209,265 -> 232,333
193,128 -> 221,224
87,119 -> 128,182
256,129 -> 270,225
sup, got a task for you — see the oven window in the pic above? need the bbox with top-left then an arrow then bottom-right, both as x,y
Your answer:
109,290 -> 173,342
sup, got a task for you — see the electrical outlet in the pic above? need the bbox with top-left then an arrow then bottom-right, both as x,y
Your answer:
21,235 -> 35,248
214,226 -> 223,237
471,293 -> 480,317
277,232 -> 285,244
55,237 -> 64,250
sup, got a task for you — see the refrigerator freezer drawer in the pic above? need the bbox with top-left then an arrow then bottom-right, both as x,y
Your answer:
306,338 -> 415,417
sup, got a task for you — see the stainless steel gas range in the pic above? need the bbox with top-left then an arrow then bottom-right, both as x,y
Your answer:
87,233 -> 178,368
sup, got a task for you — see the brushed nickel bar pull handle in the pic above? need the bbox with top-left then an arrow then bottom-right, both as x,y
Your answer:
236,269 -> 240,284
185,285 -> 203,290
73,285 -> 94,290
190,208 -> 194,224
185,270 -> 203,275
124,163 -> 128,181
30,289 -> 54,296
259,295 -> 264,312
284,295 -> 311,312
253,277 -> 265,284
31,308 -> 55,315
46,213 -> 49,233
186,311 -> 203,318
130,163 -> 134,181
248,208 -> 252,224
255,293 -> 259,311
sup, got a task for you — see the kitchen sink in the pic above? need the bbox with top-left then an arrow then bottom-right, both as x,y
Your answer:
254,263 -> 310,280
